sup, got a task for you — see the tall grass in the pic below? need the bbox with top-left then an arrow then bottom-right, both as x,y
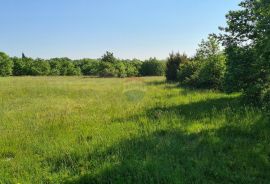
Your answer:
0,77 -> 269,183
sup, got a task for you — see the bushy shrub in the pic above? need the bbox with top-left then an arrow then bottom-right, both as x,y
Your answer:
140,58 -> 165,76
224,46 -> 255,93
74,59 -> 100,76
98,62 -> 118,77
30,59 -> 51,76
178,36 -> 226,90
178,60 -> 201,87
11,57 -> 25,76
49,58 -> 81,76
98,52 -> 119,77
166,53 -> 187,81
0,52 -> 13,76
197,55 -> 226,89
48,59 -> 62,76
125,60 -> 142,77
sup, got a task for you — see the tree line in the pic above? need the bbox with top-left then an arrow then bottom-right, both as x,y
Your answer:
165,0 -> 269,113
0,51 -> 166,77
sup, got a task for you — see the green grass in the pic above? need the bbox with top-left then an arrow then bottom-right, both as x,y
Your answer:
0,77 -> 269,184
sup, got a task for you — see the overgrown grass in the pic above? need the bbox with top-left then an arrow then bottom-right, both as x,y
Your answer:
0,77 -> 269,183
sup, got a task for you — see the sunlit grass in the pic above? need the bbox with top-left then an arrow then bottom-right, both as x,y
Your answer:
0,77 -> 269,183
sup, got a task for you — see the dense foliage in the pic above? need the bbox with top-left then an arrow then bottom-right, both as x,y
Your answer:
140,58 -> 166,76
178,36 -> 226,90
165,53 -> 187,81
0,51 -> 166,77
219,0 -> 270,108
0,52 -> 13,76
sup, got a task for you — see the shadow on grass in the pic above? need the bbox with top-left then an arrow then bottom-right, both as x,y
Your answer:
59,96 -> 269,184
144,80 -> 183,90
113,96 -> 242,124
147,96 -> 241,121
65,117 -> 270,184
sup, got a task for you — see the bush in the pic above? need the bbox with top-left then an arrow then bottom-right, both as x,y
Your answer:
98,52 -> 119,77
49,58 -> 81,76
11,57 -> 25,76
48,59 -> 62,76
30,59 -> 51,76
166,53 -> 187,81
98,62 -> 118,77
178,60 -> 201,87
74,59 -> 99,76
140,58 -> 165,76
224,46 -> 255,93
178,36 -> 226,90
197,55 -> 226,89
125,60 -> 142,77
0,52 -> 13,76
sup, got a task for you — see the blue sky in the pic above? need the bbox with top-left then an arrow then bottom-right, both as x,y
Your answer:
0,0 -> 241,60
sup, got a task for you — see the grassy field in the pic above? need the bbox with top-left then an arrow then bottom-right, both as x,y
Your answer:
0,77 -> 269,183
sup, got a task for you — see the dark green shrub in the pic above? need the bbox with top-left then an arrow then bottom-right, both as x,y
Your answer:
49,58 -> 81,76
178,60 -> 201,87
100,51 -> 117,64
197,55 -> 226,89
0,52 -> 13,76
74,59 -> 100,76
48,59 -> 62,76
166,53 -> 187,81
11,57 -> 25,76
81,61 -> 100,76
98,52 -> 118,77
98,62 -> 117,77
178,36 -> 226,90
140,58 -> 165,76
125,60 -> 142,77
224,46 -> 255,93
30,59 -> 51,76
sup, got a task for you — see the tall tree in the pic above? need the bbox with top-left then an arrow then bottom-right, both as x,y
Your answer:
219,0 -> 270,104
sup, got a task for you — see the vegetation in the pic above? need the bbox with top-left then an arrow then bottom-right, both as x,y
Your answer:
0,0 -> 269,183
178,36 -> 226,90
219,0 -> 270,108
0,52 -> 166,78
0,77 -> 269,183
0,52 -> 13,76
140,58 -> 166,76
165,53 -> 187,81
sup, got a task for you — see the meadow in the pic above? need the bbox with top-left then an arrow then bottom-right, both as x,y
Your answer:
0,77 -> 269,183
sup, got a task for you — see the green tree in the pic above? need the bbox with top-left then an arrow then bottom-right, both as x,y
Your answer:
101,51 -> 117,64
166,52 -> 187,81
178,36 -> 226,90
219,0 -> 270,105
0,52 -> 13,76
195,36 -> 220,61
